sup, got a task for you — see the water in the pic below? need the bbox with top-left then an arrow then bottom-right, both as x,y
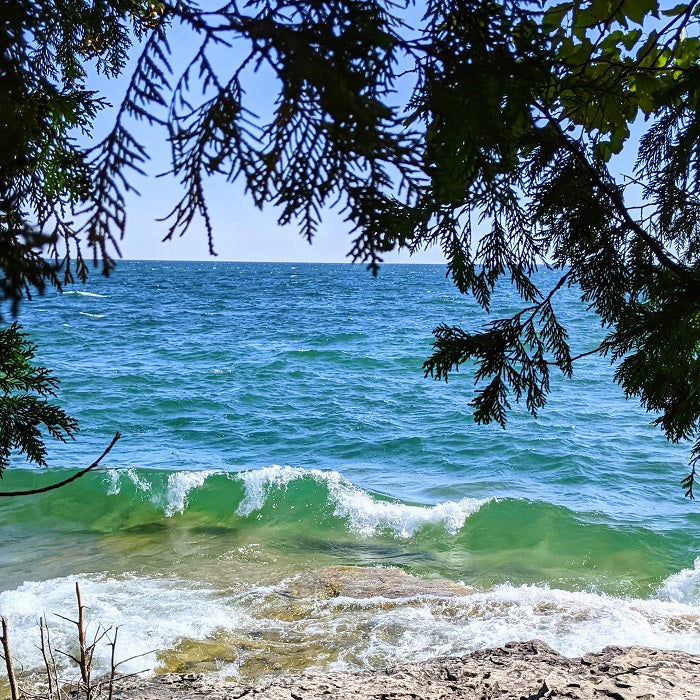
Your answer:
1,261 -> 698,685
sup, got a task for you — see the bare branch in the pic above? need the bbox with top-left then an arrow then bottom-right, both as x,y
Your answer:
0,432 -> 121,498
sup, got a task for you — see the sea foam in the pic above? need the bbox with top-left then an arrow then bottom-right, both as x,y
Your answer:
657,557 -> 700,604
2,572 -> 699,686
0,575 -> 248,679
236,464 -> 488,537
330,583 -> 700,672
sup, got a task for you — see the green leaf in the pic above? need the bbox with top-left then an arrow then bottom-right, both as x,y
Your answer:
621,0 -> 659,25
621,28 -> 642,50
662,3 -> 689,17
543,2 -> 573,31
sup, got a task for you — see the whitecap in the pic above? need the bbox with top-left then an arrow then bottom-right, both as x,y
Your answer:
657,557 -> 700,604
159,470 -> 217,516
330,484 -> 486,537
103,468 -> 153,496
236,464 -> 321,515
235,464 -> 488,537
78,311 -> 106,318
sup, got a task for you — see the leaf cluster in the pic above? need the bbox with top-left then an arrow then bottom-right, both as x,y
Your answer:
411,0 -> 700,497
0,0 -> 164,300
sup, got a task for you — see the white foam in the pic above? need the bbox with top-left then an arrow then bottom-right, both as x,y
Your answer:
236,464 -> 488,537
160,471 -> 216,516
0,575 -> 248,681
105,468 -> 220,514
2,575 -> 698,686
104,469 -> 153,496
64,291 -> 107,298
330,486 -> 485,537
454,584 -> 700,657
323,583 -> 700,672
657,557 -> 700,604
236,464 -> 336,515
78,312 -> 106,318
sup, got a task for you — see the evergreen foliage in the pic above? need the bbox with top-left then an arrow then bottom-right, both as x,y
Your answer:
0,323 -> 78,476
2,0 -> 700,495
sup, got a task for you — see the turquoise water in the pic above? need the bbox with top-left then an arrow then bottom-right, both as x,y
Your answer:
1,261 -> 698,683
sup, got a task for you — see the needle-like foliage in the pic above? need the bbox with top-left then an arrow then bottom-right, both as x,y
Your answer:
0,323 -> 78,475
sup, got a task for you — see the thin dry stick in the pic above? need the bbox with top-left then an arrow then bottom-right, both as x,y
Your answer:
1,616 -> 20,700
39,617 -> 56,700
107,628 -> 118,700
45,618 -> 61,700
75,584 -> 91,700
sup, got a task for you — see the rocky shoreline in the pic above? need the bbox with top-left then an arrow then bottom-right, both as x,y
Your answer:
113,640 -> 700,700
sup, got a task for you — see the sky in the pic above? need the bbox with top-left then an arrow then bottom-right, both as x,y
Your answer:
87,11 -> 447,265
118,167 -> 447,264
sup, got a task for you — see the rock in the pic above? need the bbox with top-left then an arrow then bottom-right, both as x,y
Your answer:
278,565 -> 475,600
114,640 -> 700,700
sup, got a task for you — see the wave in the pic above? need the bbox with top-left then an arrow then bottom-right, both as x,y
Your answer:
235,465 -> 487,536
2,464 -> 487,539
1,465 -> 694,599
105,464 -> 488,537
657,557 -> 700,604
64,291 -> 107,298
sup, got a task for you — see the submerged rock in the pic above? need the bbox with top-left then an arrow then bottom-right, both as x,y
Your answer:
277,565 -> 475,600
113,640 -> 700,699
156,567 -> 474,679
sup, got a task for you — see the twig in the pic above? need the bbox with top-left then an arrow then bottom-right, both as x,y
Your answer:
1,616 -> 20,700
0,432 -> 121,497
39,617 -> 55,700
107,628 -> 118,700
75,584 -> 91,700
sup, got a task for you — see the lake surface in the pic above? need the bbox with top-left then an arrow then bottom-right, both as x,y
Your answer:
1,261 -> 698,683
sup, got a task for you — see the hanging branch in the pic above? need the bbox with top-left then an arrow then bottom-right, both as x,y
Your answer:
0,432 -> 121,497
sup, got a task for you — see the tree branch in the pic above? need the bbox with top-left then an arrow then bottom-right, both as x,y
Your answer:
0,432 -> 121,497
534,102 -> 694,281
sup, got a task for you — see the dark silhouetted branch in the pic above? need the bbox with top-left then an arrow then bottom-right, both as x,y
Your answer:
0,432 -> 121,497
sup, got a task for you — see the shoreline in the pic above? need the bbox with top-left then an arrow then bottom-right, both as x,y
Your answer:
113,640 -> 700,699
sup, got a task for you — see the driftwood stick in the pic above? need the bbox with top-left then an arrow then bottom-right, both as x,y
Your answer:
0,432 -> 121,497
1,616 -> 20,700
45,617 -> 60,700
